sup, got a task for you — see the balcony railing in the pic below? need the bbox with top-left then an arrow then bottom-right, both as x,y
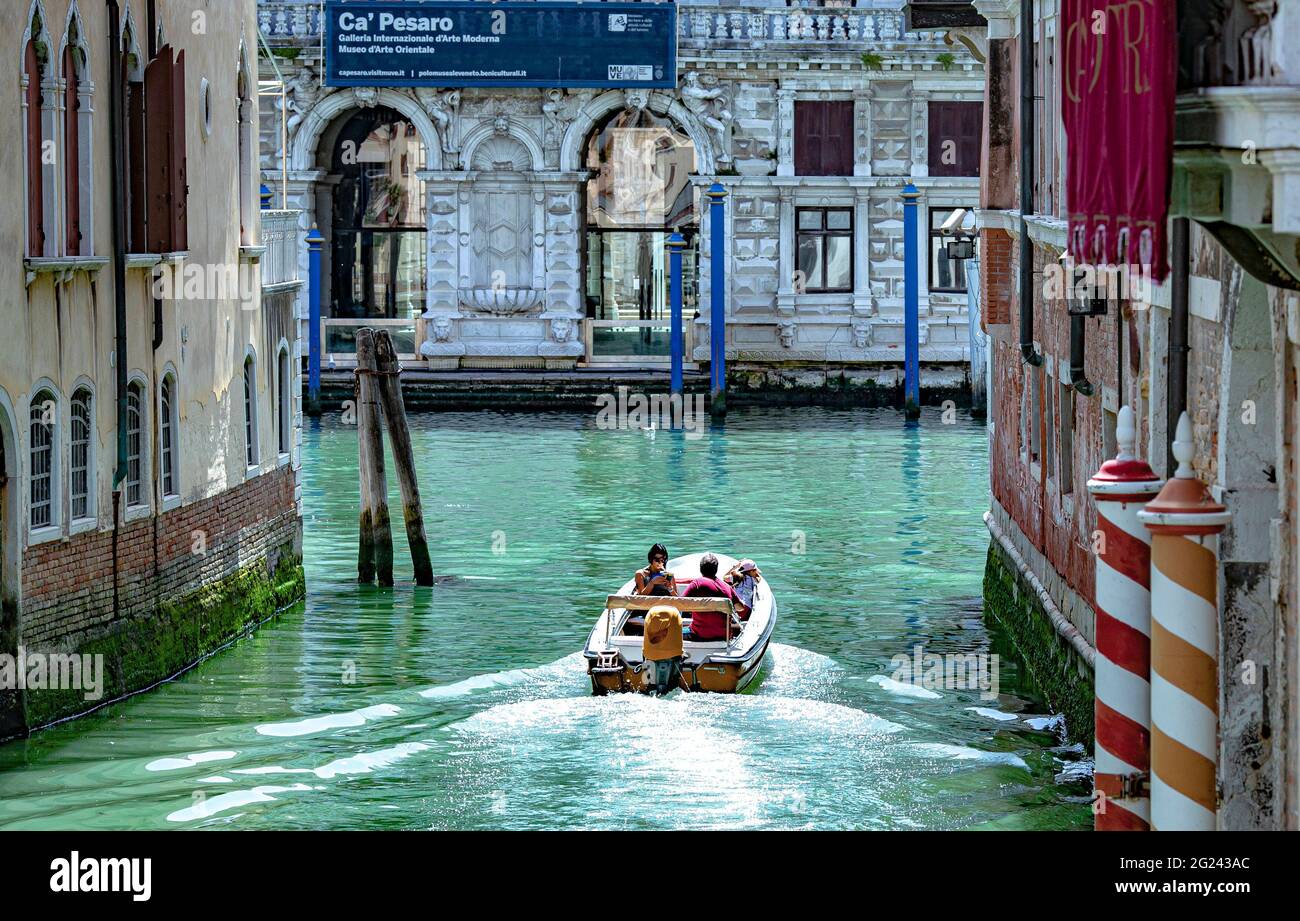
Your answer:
258,2 -> 929,48
260,210 -> 303,290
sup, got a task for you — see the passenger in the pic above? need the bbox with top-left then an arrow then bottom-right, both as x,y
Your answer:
680,553 -> 741,641
725,558 -> 762,620
635,543 -> 677,597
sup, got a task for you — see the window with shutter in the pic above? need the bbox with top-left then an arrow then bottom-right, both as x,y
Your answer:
928,101 -> 983,177
25,40 -> 45,257
794,101 -> 854,176
64,45 -> 81,256
170,50 -> 188,252
145,46 -> 174,253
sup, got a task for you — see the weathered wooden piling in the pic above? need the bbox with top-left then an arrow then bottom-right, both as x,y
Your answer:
355,328 -> 394,586
373,329 -> 434,586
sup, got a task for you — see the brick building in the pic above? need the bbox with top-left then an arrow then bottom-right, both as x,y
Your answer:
0,0 -> 305,737
960,0 -> 1300,829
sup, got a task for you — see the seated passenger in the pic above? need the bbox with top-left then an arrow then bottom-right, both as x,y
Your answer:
680,553 -> 741,641
635,543 -> 677,597
725,559 -> 762,620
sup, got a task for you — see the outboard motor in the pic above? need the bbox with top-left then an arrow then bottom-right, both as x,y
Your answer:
641,605 -> 685,695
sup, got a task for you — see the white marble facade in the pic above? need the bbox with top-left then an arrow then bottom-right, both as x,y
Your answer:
258,0 -> 983,369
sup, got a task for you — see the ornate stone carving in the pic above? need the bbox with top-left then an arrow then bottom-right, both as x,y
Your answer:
459,288 -> 545,316
681,71 -> 733,163
415,88 -> 461,162
285,63 -> 325,139
352,86 -> 379,109
420,314 -> 467,358
778,320 -> 797,348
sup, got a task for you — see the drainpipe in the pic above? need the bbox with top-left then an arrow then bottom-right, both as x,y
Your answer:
1069,314 -> 1094,396
107,0 -> 128,492
1167,217 -> 1190,474
1018,0 -> 1042,367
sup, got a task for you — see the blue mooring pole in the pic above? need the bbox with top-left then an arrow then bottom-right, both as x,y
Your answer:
902,183 -> 921,419
707,183 -> 727,417
667,231 -> 686,398
306,225 -> 324,416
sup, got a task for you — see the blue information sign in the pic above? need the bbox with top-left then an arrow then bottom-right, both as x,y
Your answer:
324,1 -> 677,89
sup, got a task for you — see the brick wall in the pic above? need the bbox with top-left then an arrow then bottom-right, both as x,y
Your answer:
20,464 -> 300,649
981,228 -> 1013,328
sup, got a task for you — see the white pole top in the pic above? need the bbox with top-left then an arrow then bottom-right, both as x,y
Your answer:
1116,405 -> 1136,461
1173,411 -> 1194,479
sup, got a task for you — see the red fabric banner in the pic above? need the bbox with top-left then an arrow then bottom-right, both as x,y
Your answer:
1062,0 -> 1177,282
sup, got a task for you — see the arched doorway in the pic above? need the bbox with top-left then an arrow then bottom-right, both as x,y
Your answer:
326,106 -> 428,321
582,107 -> 698,356
0,397 -> 21,738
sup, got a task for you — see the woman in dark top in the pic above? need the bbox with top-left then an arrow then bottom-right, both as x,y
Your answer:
634,543 -> 677,597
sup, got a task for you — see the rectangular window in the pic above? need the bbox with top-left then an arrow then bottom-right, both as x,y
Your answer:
71,392 -> 92,519
796,207 -> 853,293
1046,373 -> 1056,481
143,46 -> 188,254
278,351 -> 291,456
927,101 -> 982,177
930,208 -> 972,293
1059,381 -> 1074,494
127,385 -> 144,507
794,101 -> 854,176
244,359 -> 258,467
29,402 -> 53,529
161,377 -> 177,498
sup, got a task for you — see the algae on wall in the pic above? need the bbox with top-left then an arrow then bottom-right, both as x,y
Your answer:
982,542 -> 1095,751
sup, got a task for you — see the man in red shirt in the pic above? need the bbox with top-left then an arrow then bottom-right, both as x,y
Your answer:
681,553 -> 741,641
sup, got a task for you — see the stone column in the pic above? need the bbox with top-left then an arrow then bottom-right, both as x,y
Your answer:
1137,412 -> 1232,831
910,86 -> 929,178
776,87 -> 795,178
854,86 -> 873,178
1087,406 -> 1164,831
852,185 -> 872,316
776,186 -> 796,315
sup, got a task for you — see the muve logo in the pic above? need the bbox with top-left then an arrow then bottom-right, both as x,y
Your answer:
49,852 -> 152,902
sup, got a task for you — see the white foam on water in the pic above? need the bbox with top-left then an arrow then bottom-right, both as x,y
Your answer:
166,783 -> 316,823
228,742 -> 431,781
966,707 -> 1019,722
255,703 -> 402,738
756,644 -> 843,700
1024,714 -> 1066,733
197,776 -> 233,784
1054,758 -> 1094,785
908,742 -> 1030,772
418,652 -> 587,700
145,750 -> 239,772
867,675 -> 943,699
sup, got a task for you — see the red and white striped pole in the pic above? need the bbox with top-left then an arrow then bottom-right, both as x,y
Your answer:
1087,405 -> 1163,830
1137,412 -> 1230,830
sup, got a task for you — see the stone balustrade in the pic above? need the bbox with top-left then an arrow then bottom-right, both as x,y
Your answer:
260,209 -> 303,289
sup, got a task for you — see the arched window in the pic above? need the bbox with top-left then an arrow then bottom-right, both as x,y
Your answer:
61,8 -> 92,256
277,346 -> 291,457
28,389 -> 58,531
237,47 -> 254,246
23,5 -> 52,257
126,380 -> 145,508
159,372 -> 178,499
243,354 -> 258,468
69,386 -> 93,521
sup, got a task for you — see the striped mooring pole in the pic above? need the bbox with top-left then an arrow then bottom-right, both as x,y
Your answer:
1137,412 -> 1230,830
1086,406 -> 1163,830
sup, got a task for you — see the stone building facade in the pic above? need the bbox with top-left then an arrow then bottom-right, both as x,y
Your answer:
258,0 -> 984,388
1,0 -> 305,737
973,0 -> 1300,829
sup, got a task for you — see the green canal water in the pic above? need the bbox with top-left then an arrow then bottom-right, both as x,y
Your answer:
0,408 -> 1091,830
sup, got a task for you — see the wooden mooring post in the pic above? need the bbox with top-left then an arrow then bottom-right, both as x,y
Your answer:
373,329 -> 435,586
355,328 -> 394,586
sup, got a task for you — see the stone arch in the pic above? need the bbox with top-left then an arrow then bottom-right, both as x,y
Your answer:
57,1 -> 91,79
289,87 -> 444,172
0,385 -> 19,738
20,0 -> 52,63
119,3 -> 144,80
461,120 -> 544,173
560,89 -> 716,175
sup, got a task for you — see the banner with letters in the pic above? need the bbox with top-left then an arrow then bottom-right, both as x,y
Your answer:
324,1 -> 677,89
1062,0 -> 1177,282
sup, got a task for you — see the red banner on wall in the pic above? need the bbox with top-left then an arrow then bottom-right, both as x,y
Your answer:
1062,0 -> 1177,282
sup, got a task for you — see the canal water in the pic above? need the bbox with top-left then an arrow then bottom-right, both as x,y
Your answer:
0,408 -> 1091,830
